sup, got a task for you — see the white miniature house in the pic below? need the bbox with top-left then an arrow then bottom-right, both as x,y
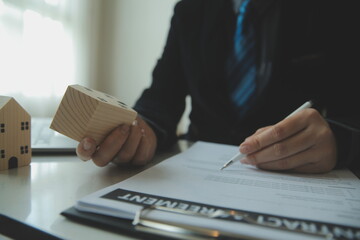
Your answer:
0,96 -> 31,170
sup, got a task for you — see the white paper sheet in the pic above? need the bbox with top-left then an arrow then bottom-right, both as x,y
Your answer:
76,141 -> 360,240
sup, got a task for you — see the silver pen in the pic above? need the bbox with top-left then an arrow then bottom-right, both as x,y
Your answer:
220,100 -> 313,170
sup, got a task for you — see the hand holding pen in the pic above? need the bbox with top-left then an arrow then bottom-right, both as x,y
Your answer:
221,101 -> 338,173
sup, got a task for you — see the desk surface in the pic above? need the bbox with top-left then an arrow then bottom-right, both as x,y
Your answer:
0,141 -> 192,240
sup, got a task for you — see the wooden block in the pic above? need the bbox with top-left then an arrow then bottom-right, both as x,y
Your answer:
0,96 -> 31,171
50,85 -> 137,145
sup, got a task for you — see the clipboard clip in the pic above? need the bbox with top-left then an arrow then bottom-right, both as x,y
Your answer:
132,205 -> 334,240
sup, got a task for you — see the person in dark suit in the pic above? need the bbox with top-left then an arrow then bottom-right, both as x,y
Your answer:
77,0 -> 359,173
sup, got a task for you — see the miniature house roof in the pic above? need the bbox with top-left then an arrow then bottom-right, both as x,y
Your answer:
0,96 -> 12,109
0,96 -> 30,118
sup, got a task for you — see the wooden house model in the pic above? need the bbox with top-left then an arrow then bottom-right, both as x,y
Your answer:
0,96 -> 31,171
50,84 -> 137,145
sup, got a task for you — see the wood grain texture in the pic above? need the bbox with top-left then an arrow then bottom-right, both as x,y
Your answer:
50,85 -> 137,144
0,96 -> 31,171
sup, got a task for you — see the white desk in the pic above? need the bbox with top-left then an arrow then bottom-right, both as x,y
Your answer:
0,141 -> 191,240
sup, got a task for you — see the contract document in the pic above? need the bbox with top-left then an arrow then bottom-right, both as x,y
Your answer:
76,141 -> 360,240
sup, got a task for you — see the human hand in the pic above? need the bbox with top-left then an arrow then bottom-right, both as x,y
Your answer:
76,117 -> 157,167
239,108 -> 337,173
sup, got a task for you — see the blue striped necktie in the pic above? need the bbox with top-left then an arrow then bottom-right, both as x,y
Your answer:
227,0 -> 256,118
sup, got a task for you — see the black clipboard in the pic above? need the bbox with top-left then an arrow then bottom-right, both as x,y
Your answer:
61,205 -> 345,240
61,185 -> 360,240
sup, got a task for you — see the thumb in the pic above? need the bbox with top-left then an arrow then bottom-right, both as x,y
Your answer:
76,138 -> 97,161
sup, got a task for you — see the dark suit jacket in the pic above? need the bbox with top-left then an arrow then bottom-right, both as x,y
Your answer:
134,0 -> 360,170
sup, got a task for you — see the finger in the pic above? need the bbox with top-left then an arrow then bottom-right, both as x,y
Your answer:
113,122 -> 143,164
132,129 -> 153,166
256,131 -> 336,173
291,158 -> 336,174
76,138 -> 97,161
242,126 -> 315,165
131,117 -> 157,166
291,140 -> 337,174
253,126 -> 271,136
240,126 -> 270,147
92,124 -> 130,167
240,111 -> 310,154
256,146 -> 315,171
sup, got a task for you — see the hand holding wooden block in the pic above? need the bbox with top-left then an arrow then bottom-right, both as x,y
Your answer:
50,85 -> 137,145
